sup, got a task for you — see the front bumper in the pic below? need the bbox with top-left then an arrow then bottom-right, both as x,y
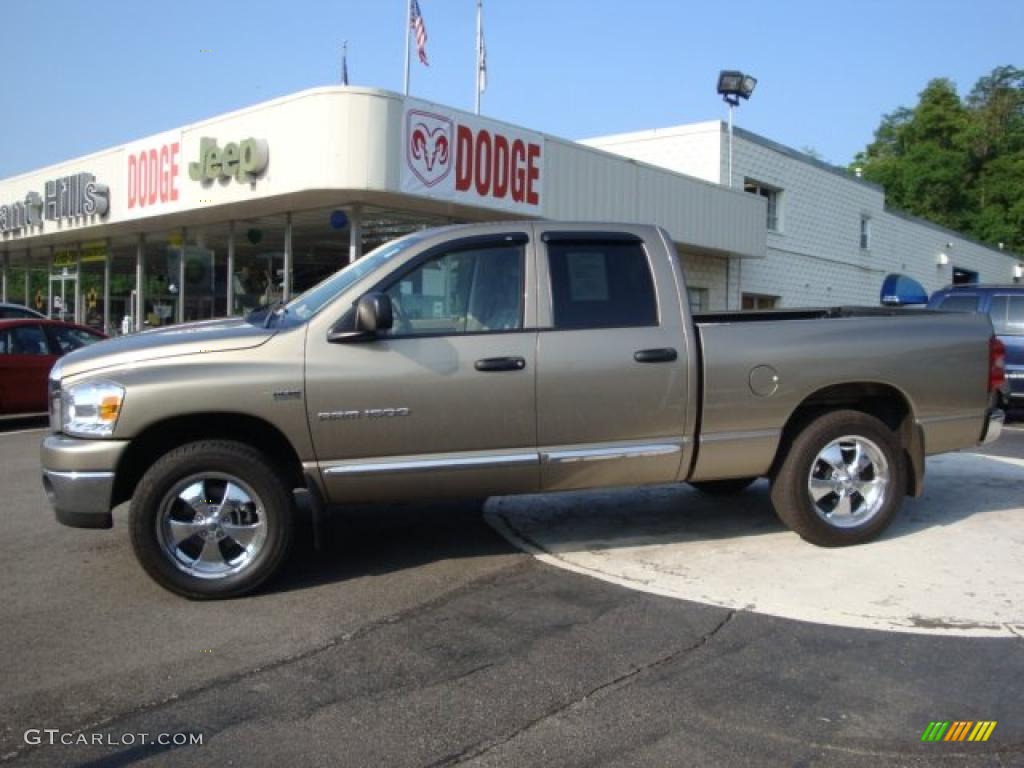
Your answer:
981,408 -> 1005,446
40,435 -> 129,529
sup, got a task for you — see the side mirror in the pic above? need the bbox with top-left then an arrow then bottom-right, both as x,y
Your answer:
356,292 -> 393,333
328,292 -> 393,343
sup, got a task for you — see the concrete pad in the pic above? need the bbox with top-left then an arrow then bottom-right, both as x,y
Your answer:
485,451 -> 1024,638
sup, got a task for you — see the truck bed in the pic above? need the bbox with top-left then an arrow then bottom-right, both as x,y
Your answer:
694,306 -> 926,325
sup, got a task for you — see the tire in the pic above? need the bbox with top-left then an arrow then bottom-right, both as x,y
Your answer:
689,477 -> 758,495
130,440 -> 295,599
770,410 -> 905,547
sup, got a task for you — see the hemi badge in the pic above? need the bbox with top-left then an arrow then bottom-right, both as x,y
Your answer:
272,389 -> 302,401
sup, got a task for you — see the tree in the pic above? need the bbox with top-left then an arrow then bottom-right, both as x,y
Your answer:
851,67 -> 1024,253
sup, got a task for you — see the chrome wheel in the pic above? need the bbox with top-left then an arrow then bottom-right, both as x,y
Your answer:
155,473 -> 269,580
806,435 -> 890,529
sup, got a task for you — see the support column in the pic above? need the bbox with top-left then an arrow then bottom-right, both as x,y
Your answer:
283,213 -> 293,301
135,235 -> 145,332
226,222 -> 235,315
103,239 -> 111,333
47,247 -> 53,319
74,244 -> 83,325
1,252 -> 7,303
177,229 -> 186,324
349,204 -> 363,264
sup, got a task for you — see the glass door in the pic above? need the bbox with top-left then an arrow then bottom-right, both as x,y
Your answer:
49,269 -> 77,323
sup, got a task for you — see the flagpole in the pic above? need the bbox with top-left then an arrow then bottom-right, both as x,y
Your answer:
475,0 -> 482,114
403,0 -> 412,95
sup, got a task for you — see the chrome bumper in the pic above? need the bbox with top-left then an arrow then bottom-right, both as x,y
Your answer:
40,435 -> 128,529
981,409 -> 1005,446
42,470 -> 116,529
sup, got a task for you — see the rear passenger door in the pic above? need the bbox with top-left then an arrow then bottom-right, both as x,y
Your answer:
535,228 -> 690,491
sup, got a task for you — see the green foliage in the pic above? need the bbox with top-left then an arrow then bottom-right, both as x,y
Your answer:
852,66 -> 1024,253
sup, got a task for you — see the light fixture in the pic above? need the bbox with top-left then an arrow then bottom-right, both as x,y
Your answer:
1014,263 -> 1023,280
717,70 -> 757,106
716,69 -> 757,192
937,252 -> 949,267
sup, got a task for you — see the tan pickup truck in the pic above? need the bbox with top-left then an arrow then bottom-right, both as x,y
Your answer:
41,222 -> 1006,599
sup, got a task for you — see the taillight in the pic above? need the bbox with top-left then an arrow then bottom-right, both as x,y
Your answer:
989,336 -> 1006,393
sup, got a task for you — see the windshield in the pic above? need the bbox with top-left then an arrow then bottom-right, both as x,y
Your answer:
255,231 -> 429,326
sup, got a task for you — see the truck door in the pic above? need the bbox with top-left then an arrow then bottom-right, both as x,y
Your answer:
535,228 -> 690,491
305,233 -> 539,502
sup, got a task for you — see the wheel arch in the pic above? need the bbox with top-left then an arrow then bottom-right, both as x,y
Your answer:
112,413 -> 306,508
770,382 -> 924,497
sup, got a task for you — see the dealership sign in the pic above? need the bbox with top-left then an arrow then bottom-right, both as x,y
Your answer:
401,102 -> 543,214
189,138 -> 268,183
0,173 -> 109,234
123,130 -> 184,220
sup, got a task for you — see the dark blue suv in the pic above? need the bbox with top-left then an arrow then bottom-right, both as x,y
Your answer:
928,285 -> 1023,412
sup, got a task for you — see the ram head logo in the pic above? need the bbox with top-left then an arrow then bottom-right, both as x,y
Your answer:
406,110 -> 453,187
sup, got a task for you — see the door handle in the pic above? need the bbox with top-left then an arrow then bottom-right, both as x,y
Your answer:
475,356 -> 527,372
634,347 -> 678,363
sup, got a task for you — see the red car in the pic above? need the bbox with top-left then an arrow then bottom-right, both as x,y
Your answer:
0,319 -> 107,416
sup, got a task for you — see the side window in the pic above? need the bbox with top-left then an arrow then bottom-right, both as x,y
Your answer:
936,295 -> 979,313
384,243 -> 524,336
7,325 -> 50,355
547,239 -> 657,330
998,296 -> 1024,336
48,326 -> 103,354
989,296 -> 1009,334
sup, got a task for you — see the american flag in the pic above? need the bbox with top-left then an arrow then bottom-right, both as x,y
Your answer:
410,0 -> 429,66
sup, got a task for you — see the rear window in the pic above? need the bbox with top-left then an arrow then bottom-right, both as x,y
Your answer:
547,240 -> 657,330
989,295 -> 1024,336
935,294 -> 979,313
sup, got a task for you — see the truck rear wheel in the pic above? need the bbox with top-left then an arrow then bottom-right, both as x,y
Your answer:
770,410 -> 905,546
129,440 -> 294,599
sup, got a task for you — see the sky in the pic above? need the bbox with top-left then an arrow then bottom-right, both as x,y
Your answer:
1,0 -> 1021,179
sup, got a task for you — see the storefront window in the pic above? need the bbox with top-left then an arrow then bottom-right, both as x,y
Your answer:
232,216 -> 285,314
143,231 -> 183,328
108,237 -> 138,335
290,208 -> 356,297
181,225 -> 226,322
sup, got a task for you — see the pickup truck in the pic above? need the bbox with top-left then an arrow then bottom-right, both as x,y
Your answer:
41,222 -> 1006,599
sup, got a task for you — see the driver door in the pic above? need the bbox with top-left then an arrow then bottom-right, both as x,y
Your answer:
305,232 -> 539,502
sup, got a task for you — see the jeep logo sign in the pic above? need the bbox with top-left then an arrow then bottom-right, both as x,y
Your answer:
401,102 -> 543,214
189,137 -> 269,184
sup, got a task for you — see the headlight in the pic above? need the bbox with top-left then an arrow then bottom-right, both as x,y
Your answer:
61,381 -> 125,438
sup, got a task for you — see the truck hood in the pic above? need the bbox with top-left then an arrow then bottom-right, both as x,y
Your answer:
56,317 -> 277,379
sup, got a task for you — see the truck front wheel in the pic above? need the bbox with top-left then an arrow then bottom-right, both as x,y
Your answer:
770,410 -> 905,546
129,440 -> 295,599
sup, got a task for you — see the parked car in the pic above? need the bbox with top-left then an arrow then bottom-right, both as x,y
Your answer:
927,284 -> 1023,412
43,222 -> 1004,599
0,302 -> 46,319
0,319 -> 106,416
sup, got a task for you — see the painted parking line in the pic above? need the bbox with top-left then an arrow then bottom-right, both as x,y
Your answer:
485,451 -> 1024,638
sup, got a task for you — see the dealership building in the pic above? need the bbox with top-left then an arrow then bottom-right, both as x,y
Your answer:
0,85 -> 1019,332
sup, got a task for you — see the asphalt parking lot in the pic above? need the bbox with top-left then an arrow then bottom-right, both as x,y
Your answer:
1,416 -> 1021,767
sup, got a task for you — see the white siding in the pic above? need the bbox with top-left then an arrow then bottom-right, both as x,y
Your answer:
588,122 -> 1022,308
